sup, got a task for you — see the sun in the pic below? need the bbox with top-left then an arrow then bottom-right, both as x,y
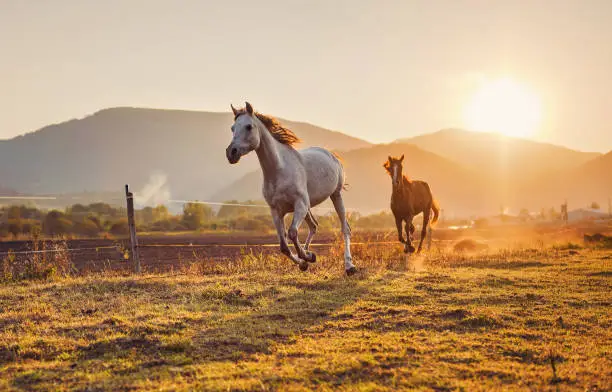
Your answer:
463,78 -> 542,138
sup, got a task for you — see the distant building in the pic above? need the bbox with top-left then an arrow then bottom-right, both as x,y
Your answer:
486,213 -> 522,226
567,208 -> 608,222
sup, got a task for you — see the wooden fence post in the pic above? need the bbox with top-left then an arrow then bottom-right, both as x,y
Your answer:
125,184 -> 141,274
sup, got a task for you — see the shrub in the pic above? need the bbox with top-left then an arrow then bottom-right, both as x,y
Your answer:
73,219 -> 101,237
233,216 -> 272,231
43,211 -> 73,236
21,219 -> 42,236
109,219 -> 129,236
182,202 -> 213,230
0,225 -> 9,239
7,219 -> 22,239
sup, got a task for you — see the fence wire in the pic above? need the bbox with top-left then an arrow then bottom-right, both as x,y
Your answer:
0,240 -> 419,256
0,192 -> 381,257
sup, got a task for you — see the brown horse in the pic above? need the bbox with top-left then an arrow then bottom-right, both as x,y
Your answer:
384,155 -> 440,253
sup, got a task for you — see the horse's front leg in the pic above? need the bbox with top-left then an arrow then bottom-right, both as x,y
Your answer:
395,215 -> 406,244
331,192 -> 357,275
404,216 -> 416,254
271,208 -> 303,266
288,200 -> 315,271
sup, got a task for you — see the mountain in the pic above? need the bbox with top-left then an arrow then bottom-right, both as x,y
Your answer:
396,129 -> 601,181
212,143 -> 493,216
0,107 -> 371,199
523,150 -> 612,211
0,186 -> 19,196
3,111 -> 608,216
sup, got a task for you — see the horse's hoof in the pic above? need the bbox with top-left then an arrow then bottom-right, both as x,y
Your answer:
299,262 -> 309,271
405,246 -> 416,254
306,252 -> 317,263
345,266 -> 357,276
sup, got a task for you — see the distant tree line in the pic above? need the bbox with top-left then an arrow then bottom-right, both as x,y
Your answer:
0,201 -> 398,240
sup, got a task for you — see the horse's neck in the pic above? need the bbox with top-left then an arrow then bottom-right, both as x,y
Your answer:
392,176 -> 408,194
255,123 -> 284,179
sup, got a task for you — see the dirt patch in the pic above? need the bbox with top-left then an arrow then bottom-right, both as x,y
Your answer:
453,239 -> 489,252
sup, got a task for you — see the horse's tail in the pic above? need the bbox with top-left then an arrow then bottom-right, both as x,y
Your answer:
431,199 -> 440,227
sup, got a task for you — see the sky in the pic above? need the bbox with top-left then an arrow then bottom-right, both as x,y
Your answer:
1,0 -> 611,152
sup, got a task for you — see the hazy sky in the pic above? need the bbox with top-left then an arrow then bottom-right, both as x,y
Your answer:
1,0 -> 611,152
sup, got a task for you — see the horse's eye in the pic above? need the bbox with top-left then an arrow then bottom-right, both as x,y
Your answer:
245,124 -> 253,131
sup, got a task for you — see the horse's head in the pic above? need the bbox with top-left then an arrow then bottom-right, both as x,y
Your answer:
226,102 -> 262,164
383,154 -> 404,187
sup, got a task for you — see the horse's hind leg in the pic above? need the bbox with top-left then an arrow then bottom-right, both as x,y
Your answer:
288,201 -> 316,268
304,211 -> 318,260
417,210 -> 431,253
330,192 -> 357,275
271,208 -> 304,267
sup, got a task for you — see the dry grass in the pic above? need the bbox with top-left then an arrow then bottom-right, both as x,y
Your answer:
1,238 -> 72,282
0,241 -> 610,391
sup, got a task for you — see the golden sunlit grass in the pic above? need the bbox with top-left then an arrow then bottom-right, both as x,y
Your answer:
0,243 -> 610,391
464,77 -> 542,138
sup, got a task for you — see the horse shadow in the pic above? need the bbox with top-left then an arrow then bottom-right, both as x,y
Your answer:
189,276 -> 373,362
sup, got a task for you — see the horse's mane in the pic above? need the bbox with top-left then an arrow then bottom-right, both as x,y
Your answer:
383,160 -> 412,185
235,109 -> 301,146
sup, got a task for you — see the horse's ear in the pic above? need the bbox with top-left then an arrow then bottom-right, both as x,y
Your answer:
231,104 -> 238,117
387,155 -> 392,162
245,102 -> 254,115
400,154 -> 404,162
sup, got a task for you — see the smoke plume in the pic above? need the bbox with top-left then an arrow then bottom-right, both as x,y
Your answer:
134,173 -> 171,207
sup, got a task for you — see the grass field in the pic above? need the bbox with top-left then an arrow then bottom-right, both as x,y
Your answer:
0,242 -> 610,391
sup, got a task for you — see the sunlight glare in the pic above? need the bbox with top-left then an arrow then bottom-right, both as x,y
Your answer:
463,78 -> 542,138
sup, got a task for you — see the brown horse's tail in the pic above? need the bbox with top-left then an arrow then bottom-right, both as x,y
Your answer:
431,199 -> 440,227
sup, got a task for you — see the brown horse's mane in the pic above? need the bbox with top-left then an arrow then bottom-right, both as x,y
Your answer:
235,109 -> 301,146
383,161 -> 412,184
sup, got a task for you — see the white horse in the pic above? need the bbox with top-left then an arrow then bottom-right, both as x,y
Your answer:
225,102 -> 357,275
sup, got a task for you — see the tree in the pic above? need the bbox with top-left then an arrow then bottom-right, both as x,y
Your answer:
73,218 -> 101,237
548,207 -> 560,220
109,219 -> 129,235
138,207 -> 155,226
7,206 -> 22,220
21,220 -> 42,237
68,204 -> 89,215
7,219 -> 22,239
590,202 -> 600,210
153,205 -> 169,221
137,205 -> 170,226
182,202 -> 213,230
43,210 -> 72,236
217,200 -> 267,219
